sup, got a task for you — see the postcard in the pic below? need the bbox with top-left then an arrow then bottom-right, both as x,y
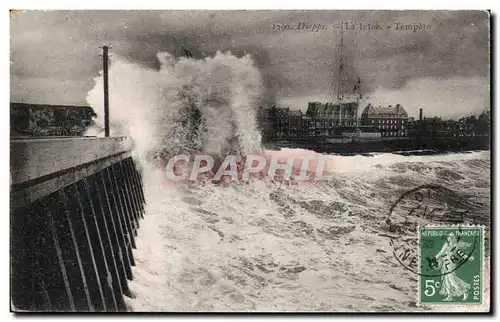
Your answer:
10,10 -> 491,313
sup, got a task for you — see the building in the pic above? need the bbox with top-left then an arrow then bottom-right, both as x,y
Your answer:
406,110 -> 490,138
408,117 -> 457,137
274,106 -> 290,137
10,102 -> 96,136
256,106 -> 277,140
288,110 -> 303,136
360,104 -> 409,137
306,99 -> 359,136
256,105 -> 294,138
301,116 -> 315,136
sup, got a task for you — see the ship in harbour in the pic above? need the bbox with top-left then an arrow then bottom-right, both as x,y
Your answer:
258,30 -> 489,155
259,29 -> 385,148
305,27 -> 364,139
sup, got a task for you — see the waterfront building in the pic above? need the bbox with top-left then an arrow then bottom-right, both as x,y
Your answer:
256,105 -> 292,138
360,103 -> 408,137
407,117 -> 445,137
306,100 -> 359,136
301,116 -> 315,136
407,111 -> 491,138
274,106 -> 290,137
10,102 -> 96,136
288,110 -> 304,136
256,106 -> 277,139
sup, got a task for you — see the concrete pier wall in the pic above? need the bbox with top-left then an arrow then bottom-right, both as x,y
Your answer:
10,137 -> 146,312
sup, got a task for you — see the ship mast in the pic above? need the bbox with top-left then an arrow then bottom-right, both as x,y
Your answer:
336,27 -> 345,101
336,27 -> 345,125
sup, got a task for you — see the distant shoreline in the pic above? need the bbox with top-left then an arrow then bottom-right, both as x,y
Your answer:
263,136 -> 490,156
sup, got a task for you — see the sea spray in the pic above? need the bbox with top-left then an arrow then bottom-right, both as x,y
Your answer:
86,51 -> 264,166
85,51 -> 338,185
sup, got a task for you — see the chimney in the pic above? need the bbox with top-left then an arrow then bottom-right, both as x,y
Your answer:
419,108 -> 423,121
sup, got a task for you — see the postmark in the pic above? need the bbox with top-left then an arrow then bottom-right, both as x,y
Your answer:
418,225 -> 483,304
385,185 -> 484,275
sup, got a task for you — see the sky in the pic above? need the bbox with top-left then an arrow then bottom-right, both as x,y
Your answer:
10,10 -> 490,119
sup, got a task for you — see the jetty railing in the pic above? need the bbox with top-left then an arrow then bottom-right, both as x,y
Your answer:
10,137 -> 146,312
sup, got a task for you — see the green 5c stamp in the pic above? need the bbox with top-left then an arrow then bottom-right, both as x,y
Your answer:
419,225 -> 483,304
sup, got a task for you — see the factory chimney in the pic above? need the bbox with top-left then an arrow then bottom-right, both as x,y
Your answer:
419,108 -> 423,121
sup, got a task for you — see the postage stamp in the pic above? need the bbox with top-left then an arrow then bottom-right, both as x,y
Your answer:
418,225 -> 484,305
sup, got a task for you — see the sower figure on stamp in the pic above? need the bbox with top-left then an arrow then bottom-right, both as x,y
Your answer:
434,232 -> 471,301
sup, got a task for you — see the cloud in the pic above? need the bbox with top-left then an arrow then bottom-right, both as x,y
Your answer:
363,77 -> 489,119
10,10 -> 490,115
279,76 -> 489,120
10,74 -> 91,105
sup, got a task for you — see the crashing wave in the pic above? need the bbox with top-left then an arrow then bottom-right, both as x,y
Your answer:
86,51 -> 264,168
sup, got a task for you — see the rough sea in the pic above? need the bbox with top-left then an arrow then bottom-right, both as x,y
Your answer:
125,150 -> 490,312
85,51 -> 490,312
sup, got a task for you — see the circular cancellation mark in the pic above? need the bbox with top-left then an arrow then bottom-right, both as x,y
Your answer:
384,184 -> 480,277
